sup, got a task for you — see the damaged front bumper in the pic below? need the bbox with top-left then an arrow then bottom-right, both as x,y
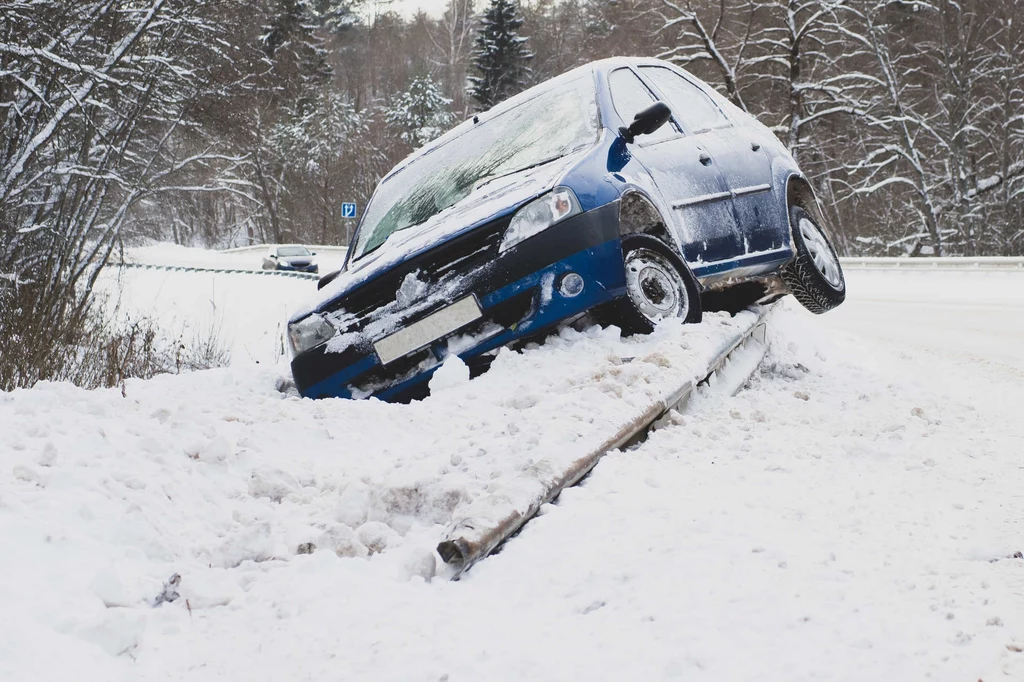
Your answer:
290,202 -> 624,401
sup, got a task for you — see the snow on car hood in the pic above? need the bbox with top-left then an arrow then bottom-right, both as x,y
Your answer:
292,154 -> 580,322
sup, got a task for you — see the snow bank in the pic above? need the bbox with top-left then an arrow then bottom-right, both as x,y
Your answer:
95,266 -> 314,366
3,266 -> 1022,681
0,306 -> 760,680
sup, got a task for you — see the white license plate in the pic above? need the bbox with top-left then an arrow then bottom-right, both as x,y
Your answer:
374,296 -> 482,365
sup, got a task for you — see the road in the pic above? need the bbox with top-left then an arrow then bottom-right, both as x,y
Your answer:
822,268 -> 1024,379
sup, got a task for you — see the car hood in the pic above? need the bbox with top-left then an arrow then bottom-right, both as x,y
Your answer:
292,153 -> 580,322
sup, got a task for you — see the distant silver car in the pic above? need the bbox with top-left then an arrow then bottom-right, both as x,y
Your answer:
262,245 -> 319,273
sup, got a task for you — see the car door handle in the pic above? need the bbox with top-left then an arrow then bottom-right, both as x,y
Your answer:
699,152 -> 713,166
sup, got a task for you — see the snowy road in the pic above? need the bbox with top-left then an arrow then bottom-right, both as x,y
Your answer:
2,265 -> 1023,681
821,269 -> 1024,377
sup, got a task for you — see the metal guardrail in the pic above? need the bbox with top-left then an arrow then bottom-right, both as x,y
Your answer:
112,261 -> 320,280
437,306 -> 774,579
219,244 -> 349,257
840,257 -> 1024,270
114,255 -> 1022,281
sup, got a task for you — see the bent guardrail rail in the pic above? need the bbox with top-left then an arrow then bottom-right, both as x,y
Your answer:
437,306 -> 774,579
219,244 -> 349,257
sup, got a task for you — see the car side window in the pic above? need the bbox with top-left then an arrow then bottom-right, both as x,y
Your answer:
639,66 -> 730,133
608,68 -> 677,143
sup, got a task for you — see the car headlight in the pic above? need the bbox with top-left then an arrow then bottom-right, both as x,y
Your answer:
499,188 -> 581,253
287,314 -> 335,355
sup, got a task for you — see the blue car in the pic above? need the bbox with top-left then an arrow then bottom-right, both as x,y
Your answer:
287,58 -> 846,401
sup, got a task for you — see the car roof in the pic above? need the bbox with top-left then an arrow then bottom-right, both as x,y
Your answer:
382,63 -> 599,181
380,58 -> 715,178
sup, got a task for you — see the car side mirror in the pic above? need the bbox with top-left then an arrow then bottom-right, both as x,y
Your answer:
270,254 -> 277,259
311,252 -> 317,256
619,102 -> 671,143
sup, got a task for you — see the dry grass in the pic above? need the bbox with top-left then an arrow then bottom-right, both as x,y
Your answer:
0,284 -> 228,392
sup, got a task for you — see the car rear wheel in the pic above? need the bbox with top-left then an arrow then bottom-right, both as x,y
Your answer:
603,233 -> 702,335
782,206 -> 846,314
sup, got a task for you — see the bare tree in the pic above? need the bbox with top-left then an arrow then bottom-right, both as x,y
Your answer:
657,0 -> 753,109
431,0 -> 477,114
0,0 -> 252,388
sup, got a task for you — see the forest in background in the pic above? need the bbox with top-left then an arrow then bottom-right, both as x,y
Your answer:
2,0 -> 1024,389
5,0 -> 1023,264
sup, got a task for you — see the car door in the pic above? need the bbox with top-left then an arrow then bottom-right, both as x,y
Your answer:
606,67 -> 742,265
638,65 -> 781,255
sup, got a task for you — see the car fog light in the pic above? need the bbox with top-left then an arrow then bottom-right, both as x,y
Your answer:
559,272 -> 585,297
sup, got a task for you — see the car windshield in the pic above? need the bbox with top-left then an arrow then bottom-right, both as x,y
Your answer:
351,75 -> 599,261
278,246 -> 310,257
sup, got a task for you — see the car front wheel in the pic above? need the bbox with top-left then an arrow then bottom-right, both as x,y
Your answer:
782,206 -> 846,314
604,233 -> 702,335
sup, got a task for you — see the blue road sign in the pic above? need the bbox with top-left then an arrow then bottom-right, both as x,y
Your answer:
342,202 -> 357,218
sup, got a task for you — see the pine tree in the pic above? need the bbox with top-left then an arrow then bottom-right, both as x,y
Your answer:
467,0 -> 533,110
386,76 -> 455,148
261,0 -> 331,109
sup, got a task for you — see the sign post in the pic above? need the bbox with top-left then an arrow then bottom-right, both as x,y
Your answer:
341,202 -> 357,246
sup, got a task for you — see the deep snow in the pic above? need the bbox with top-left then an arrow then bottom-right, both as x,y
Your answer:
2,260 -> 1023,681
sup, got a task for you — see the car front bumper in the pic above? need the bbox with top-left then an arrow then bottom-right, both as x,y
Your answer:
277,263 -> 319,273
291,202 -> 624,401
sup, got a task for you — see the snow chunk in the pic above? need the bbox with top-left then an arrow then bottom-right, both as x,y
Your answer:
89,565 -> 157,608
336,481 -> 374,527
179,570 -> 244,609
356,521 -> 400,555
396,546 -> 437,583
429,354 -> 470,392
74,609 -> 147,657
318,524 -> 369,558
248,468 -> 299,502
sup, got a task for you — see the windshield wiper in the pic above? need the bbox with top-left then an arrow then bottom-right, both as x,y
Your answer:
472,153 -> 568,192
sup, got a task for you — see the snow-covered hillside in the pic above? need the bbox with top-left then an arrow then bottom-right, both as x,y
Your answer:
96,244 -> 347,365
2,257 -> 1023,681
122,244 -> 348,273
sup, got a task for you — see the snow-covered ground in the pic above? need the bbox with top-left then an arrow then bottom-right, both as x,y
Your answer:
2,259 -> 1023,681
98,244 -> 349,365
97,266 -> 313,366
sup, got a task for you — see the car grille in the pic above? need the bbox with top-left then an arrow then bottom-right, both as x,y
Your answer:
324,216 -> 511,326
348,287 -> 537,397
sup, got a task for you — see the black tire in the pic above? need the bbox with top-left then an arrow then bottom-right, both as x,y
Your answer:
782,206 -> 846,314
601,233 -> 702,335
